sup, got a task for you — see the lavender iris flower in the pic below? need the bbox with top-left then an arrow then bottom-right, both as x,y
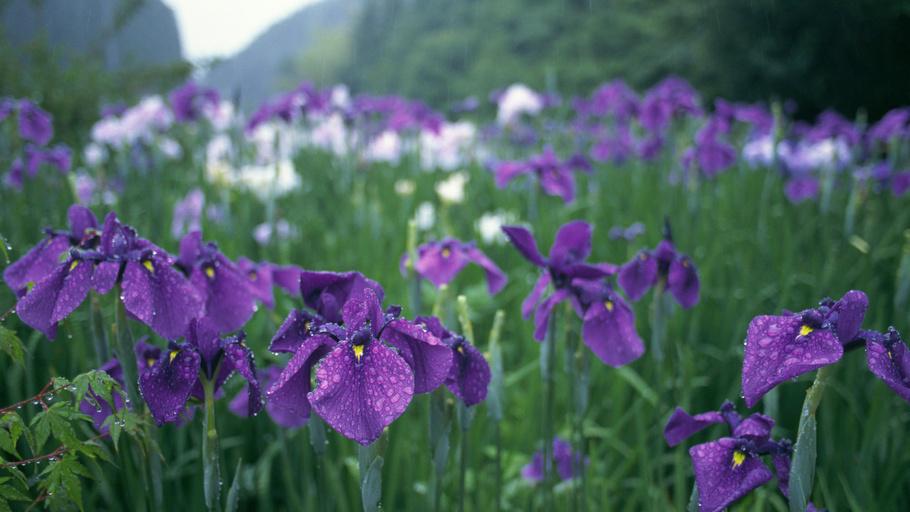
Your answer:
664,401 -> 795,512
618,228 -> 700,308
502,221 -> 643,366
415,316 -> 491,406
10,209 -> 202,339
176,231 -> 257,333
399,238 -> 507,294
494,146 -> 589,203
139,318 -> 261,425
521,437 -> 587,483
25,144 -> 72,177
784,175 -> 821,204
741,290 -> 868,407
170,188 -> 205,239
169,81 -> 220,123
864,327 -> 910,404
867,107 -> 909,146
17,99 -> 54,145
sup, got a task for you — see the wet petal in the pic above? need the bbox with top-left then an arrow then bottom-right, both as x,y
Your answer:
667,256 -> 700,308
445,340 -> 490,406
548,220 -> 592,268
663,407 -> 724,447
618,252 -> 658,301
463,245 -> 508,294
121,259 -> 203,340
67,204 -> 98,242
269,309 -> 324,353
92,261 -> 120,294
830,290 -> 867,343
501,225 -> 547,267
271,264 -> 302,295
382,319 -> 452,394
223,338 -> 262,417
773,452 -> 791,497
581,297 -> 644,367
742,315 -> 843,407
309,340 -> 414,445
533,289 -> 570,341
3,235 -> 70,292
413,242 -> 469,288
342,287 -> 384,334
866,330 -> 910,404
690,438 -> 773,512
139,345 -> 201,425
16,259 -> 92,339
522,272 -> 551,319
300,270 -> 384,324
237,258 -> 275,309
267,335 -> 336,427
732,413 -> 775,440
190,255 -> 257,333
494,161 -> 530,188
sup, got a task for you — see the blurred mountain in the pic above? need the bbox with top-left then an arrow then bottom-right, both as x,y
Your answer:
203,0 -> 362,111
1,0 -> 183,68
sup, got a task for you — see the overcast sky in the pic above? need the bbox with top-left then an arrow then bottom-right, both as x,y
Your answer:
162,0 -> 317,61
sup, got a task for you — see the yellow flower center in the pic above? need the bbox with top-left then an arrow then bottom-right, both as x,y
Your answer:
732,450 -> 746,468
604,300 -> 614,312
168,350 -> 179,363
353,344 -> 365,362
69,260 -> 80,272
799,325 -> 814,337
205,266 -> 215,279
441,248 -> 451,258
143,260 -> 155,273
146,358 -> 156,368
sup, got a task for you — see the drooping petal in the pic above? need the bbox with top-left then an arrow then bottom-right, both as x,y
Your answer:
533,289 -> 571,341
237,258 -> 275,309
562,262 -> 616,280
463,245 -> 508,294
553,437 -> 585,480
223,338 -> 262,417
548,220 -> 592,269
445,340 -> 490,406
830,290 -> 867,343
185,317 -> 223,372
501,225 -> 547,267
309,340 -> 415,445
689,438 -> 773,512
742,315 -> 843,408
190,254 -> 257,333
522,272 -> 551,319
581,297 -> 644,367
299,270 -> 384,324
865,329 -> 910,404
381,319 -> 452,394
139,345 -> 201,425
266,334 -> 336,427
667,256 -> 700,308
92,261 -> 120,294
271,264 -> 302,295
3,235 -> 70,292
269,309 -> 323,353
493,161 -> 530,188
16,259 -> 93,339
772,452 -> 792,497
121,259 -> 203,340
664,407 -> 725,447
539,166 -> 576,203
618,252 -> 658,301
177,231 -> 204,269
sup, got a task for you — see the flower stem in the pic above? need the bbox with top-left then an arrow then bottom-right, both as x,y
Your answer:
201,376 -> 222,512
457,401 -> 474,512
488,310 -> 505,512
649,286 -> 667,362
112,290 -> 139,407
788,365 -> 833,512
308,415 -> 330,512
429,389 -> 451,512
565,320 -> 589,512
541,305 -> 559,511
358,442 -> 384,512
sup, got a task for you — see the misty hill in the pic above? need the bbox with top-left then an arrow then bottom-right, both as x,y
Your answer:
203,0 -> 361,111
1,0 -> 182,69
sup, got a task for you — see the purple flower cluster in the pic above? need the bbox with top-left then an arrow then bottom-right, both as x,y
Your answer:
265,270 -> 491,445
617,226 -> 700,309
493,146 -> 592,204
521,437 -> 587,484
400,238 -> 507,294
1,98 -> 71,189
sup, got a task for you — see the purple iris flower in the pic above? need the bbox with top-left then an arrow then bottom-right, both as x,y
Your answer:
415,316 -> 491,406
864,327 -> 910,404
399,238 -> 507,294
521,437 -> 587,483
664,401 -> 794,512
618,229 -> 700,308
10,209 -> 202,340
638,76 -> 702,134
169,81 -> 220,123
502,221 -> 643,366
867,107 -> 909,146
682,118 -> 736,179
493,146 -> 589,203
891,171 -> 910,197
176,231 -> 257,333
24,144 -> 72,177
741,290 -> 868,407
236,257 -> 275,309
590,125 -> 635,165
229,365 -> 308,427
139,318 -> 261,425
785,175 -> 820,204
17,99 -> 53,145
0,97 -> 14,122
298,269 -> 384,324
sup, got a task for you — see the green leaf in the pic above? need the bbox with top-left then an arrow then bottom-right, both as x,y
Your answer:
614,366 -> 658,406
788,413 -> 817,512
0,482 -> 29,502
358,445 -> 384,512
687,483 -> 699,512
0,326 -> 25,368
225,459 -> 243,512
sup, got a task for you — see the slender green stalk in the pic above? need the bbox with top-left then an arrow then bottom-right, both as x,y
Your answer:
429,390 -> 451,512
89,293 -> 109,368
277,428 -> 303,510
456,401 -> 473,512
789,366 -> 833,512
487,310 -> 505,512
202,376 -> 222,512
112,290 -> 139,410
309,415 -> 330,512
540,305 -> 559,511
649,286 -> 667,362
